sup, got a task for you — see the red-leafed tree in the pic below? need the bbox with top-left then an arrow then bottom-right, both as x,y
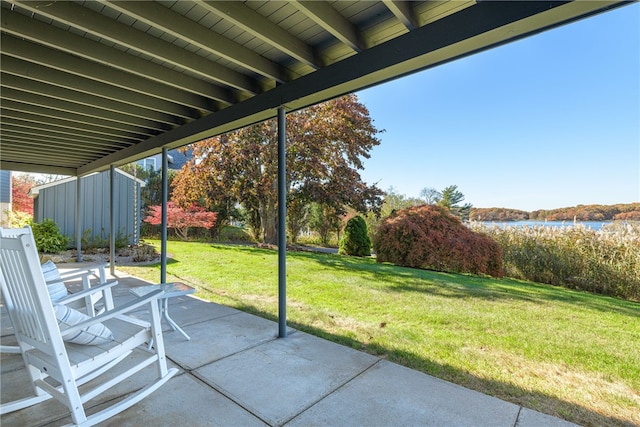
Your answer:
12,174 -> 35,215
373,205 -> 503,277
144,202 -> 217,241
172,94 -> 384,244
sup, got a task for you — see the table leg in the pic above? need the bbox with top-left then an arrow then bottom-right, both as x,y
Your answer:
161,298 -> 191,340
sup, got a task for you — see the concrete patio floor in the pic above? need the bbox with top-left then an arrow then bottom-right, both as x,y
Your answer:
1,268 -> 578,427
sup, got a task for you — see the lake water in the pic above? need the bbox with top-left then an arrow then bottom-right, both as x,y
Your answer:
480,220 -> 612,231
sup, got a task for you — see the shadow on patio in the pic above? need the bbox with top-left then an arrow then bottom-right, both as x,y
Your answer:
1,269 -> 577,427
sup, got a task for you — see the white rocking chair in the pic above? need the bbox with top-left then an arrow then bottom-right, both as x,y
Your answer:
53,262 -> 114,316
0,227 -> 178,426
0,230 -> 117,355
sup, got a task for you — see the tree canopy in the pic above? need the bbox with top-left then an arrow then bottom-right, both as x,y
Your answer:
144,202 -> 217,241
419,187 -> 441,205
11,174 -> 35,215
172,94 -> 384,244
437,185 -> 472,221
471,203 -> 640,221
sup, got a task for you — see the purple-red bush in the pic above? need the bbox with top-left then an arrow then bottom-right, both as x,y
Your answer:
373,205 -> 503,277
144,202 -> 217,241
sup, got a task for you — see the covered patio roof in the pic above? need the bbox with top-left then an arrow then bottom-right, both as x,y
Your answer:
0,0 -> 630,176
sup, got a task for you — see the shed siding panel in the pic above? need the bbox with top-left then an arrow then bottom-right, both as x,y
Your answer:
0,171 -> 11,203
33,170 -> 141,247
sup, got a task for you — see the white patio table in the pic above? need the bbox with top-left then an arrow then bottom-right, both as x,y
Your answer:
129,282 -> 195,340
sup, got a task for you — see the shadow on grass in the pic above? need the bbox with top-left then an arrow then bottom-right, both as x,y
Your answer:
223,300 -> 633,427
286,250 -> 640,318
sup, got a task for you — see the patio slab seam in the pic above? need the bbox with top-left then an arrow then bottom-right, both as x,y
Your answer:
186,330 -> 380,427
169,328 -> 301,372
185,369 -> 272,426
281,358 -> 384,426
513,406 -> 523,427
190,364 -> 366,427
78,371 -> 190,426
166,307 -> 245,329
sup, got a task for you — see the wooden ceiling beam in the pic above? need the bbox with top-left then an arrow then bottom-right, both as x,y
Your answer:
104,0 -> 290,84
200,1 -> 321,69
383,0 -> 420,30
1,35 -> 219,113
291,1 -> 366,52
0,8 -> 236,104
12,1 -> 259,95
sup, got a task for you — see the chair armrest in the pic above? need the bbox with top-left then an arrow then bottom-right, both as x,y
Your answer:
57,269 -> 93,281
59,264 -> 108,283
61,289 -> 164,337
56,280 -> 119,305
46,270 -> 92,287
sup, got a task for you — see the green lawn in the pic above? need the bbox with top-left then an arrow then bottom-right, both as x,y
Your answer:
119,241 -> 640,427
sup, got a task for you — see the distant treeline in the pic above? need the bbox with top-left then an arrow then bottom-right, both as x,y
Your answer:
470,203 -> 640,222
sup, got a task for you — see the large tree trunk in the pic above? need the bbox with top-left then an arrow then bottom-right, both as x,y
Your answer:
286,198 -> 308,244
259,198 -> 278,245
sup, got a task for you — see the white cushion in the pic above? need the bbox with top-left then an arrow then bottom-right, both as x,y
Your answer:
53,304 -> 114,345
41,260 -> 68,303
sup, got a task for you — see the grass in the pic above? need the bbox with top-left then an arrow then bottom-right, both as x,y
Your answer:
119,240 -> 640,427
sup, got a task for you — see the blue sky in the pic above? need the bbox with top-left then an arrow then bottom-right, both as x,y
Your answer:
356,3 -> 639,211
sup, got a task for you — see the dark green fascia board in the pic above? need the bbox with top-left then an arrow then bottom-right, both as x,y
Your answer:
0,160 -> 77,176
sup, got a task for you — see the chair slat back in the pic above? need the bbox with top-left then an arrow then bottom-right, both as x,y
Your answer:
0,227 -> 65,354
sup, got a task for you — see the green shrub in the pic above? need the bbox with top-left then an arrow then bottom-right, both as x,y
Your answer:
470,221 -> 640,300
82,228 -> 130,251
30,219 -> 70,253
339,216 -> 371,257
215,226 -> 255,243
373,205 -> 503,277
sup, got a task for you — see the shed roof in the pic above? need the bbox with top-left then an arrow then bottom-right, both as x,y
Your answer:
0,1 -> 630,176
29,168 -> 146,196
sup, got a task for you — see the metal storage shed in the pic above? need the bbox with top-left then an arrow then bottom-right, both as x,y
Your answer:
30,169 -> 145,247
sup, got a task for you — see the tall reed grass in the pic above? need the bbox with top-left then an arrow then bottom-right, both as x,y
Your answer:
469,221 -> 640,301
